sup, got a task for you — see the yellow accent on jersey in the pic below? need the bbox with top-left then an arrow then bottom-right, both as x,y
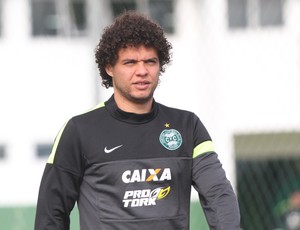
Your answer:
47,102 -> 105,164
47,122 -> 67,164
193,140 -> 214,158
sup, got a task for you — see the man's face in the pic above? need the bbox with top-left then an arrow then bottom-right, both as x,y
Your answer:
105,45 -> 160,109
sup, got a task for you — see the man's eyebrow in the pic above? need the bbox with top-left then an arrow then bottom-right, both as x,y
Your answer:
145,57 -> 159,61
122,58 -> 137,62
121,57 -> 158,63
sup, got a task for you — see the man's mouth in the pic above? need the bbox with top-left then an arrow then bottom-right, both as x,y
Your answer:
133,81 -> 150,89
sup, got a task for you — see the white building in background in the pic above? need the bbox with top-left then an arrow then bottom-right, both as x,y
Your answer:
0,0 -> 299,206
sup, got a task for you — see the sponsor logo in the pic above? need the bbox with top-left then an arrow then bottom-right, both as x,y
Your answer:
123,186 -> 171,207
122,168 -> 172,183
104,145 -> 123,153
159,129 -> 182,150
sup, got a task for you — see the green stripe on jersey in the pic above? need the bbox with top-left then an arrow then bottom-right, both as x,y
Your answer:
193,140 -> 214,158
47,102 -> 105,164
47,122 -> 67,164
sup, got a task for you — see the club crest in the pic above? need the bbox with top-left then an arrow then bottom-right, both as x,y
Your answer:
159,129 -> 182,150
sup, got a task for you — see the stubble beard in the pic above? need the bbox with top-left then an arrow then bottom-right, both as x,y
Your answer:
123,88 -> 155,105
115,82 -> 157,106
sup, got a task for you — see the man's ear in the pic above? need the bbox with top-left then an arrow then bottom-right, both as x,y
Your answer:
105,65 -> 113,77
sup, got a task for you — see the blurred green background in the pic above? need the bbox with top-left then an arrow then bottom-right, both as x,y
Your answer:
0,202 -> 208,229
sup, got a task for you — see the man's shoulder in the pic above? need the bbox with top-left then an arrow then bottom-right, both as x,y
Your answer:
68,102 -> 107,124
157,102 -> 195,116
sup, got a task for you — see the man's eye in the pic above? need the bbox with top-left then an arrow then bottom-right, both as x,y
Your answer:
124,60 -> 136,65
145,59 -> 157,64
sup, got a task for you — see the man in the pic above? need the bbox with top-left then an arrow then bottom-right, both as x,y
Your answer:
35,11 -> 241,230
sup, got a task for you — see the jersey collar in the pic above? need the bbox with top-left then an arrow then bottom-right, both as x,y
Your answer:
105,95 -> 158,124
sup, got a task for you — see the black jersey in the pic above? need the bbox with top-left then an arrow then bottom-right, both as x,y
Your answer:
35,96 -> 240,230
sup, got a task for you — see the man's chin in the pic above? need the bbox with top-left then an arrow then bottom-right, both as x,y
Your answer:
131,96 -> 152,104
130,93 -> 154,104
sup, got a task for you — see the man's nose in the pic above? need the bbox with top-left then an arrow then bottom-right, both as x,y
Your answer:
135,61 -> 148,76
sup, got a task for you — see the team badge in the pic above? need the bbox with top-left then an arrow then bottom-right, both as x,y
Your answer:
159,129 -> 182,150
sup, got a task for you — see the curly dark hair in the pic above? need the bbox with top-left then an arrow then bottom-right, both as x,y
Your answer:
95,11 -> 173,88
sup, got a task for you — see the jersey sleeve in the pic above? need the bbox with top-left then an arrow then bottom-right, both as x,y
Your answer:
191,115 -> 241,229
34,118 -> 84,230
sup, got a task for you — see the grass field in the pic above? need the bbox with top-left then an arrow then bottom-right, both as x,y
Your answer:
0,202 -> 208,229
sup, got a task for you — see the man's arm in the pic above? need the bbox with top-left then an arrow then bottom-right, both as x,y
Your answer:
34,164 -> 81,230
192,152 -> 241,230
34,119 -> 83,230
